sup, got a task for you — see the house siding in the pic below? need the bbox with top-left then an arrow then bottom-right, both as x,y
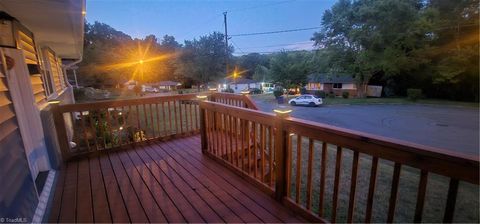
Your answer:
0,66 -> 38,221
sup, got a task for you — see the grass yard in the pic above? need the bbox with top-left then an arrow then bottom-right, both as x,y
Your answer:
287,136 -> 479,223
250,93 -> 479,108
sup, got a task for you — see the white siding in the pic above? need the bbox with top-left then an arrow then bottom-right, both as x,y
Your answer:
342,83 -> 356,90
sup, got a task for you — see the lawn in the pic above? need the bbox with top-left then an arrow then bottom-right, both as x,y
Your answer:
287,136 -> 479,223
250,93 -> 479,108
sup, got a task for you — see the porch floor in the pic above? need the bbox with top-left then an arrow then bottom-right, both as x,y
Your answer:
48,135 -> 303,223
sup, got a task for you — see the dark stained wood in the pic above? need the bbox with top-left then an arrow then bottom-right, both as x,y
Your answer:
331,146 -> 343,222
295,135 -> 302,204
306,138 -> 314,210
318,142 -> 328,217
347,151 -> 360,222
414,170 -> 429,223
88,157 -> 112,223
50,136 -> 301,223
387,163 -> 402,222
365,156 -> 379,223
443,178 -> 460,223
76,159 -> 93,223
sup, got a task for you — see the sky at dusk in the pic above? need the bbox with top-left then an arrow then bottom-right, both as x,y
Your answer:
86,0 -> 337,55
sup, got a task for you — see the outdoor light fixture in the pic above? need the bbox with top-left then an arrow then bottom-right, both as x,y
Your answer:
273,109 -> 292,114
209,88 -> 217,91
48,100 -> 61,105
0,12 -> 17,48
196,95 -> 207,100
240,90 -> 249,95
273,107 -> 292,118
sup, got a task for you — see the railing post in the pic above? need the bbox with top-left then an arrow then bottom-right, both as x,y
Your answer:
50,101 -> 71,162
273,108 -> 292,201
197,95 -> 208,153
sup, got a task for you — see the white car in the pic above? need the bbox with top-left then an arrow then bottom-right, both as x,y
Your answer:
288,95 -> 323,107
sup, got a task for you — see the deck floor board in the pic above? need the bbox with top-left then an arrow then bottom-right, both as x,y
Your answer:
49,135 -> 304,223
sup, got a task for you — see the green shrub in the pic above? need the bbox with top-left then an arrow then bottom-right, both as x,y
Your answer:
313,90 -> 326,98
342,91 -> 350,99
328,92 -> 335,98
300,87 -> 307,95
407,88 -> 422,101
273,86 -> 284,98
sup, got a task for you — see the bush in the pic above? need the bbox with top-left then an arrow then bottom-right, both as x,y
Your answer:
273,86 -> 284,98
314,90 -> 326,98
407,88 -> 422,101
327,92 -> 335,98
342,91 -> 350,99
300,87 -> 307,95
222,88 -> 234,93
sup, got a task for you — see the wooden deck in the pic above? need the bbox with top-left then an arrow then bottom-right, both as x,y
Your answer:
48,135 -> 304,223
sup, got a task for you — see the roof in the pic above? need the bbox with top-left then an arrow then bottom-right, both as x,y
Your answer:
0,0 -> 85,59
308,73 -> 355,84
224,77 -> 259,85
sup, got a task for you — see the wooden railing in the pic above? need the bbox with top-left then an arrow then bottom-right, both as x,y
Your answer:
52,94 -> 201,160
199,100 -> 480,223
208,92 -> 259,110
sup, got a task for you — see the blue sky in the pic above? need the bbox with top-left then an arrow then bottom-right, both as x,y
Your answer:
86,0 -> 336,55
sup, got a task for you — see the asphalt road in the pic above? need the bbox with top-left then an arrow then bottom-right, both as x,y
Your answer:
253,100 -> 479,156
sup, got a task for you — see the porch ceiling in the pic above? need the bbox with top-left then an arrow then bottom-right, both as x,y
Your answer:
0,0 -> 85,59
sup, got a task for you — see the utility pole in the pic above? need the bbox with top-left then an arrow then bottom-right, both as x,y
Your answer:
223,11 -> 229,78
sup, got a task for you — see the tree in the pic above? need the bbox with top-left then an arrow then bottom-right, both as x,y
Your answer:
235,53 -> 270,79
175,32 -> 233,88
252,65 -> 271,82
269,51 -> 314,88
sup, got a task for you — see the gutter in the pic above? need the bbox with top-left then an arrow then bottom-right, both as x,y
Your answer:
62,55 -> 82,88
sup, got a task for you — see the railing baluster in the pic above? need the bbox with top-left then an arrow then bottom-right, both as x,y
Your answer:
168,101 -> 173,134
306,138 -> 314,210
88,111 -> 99,151
149,104 -> 155,138
142,104 -> 148,138
179,100 -> 184,134
246,120 -> 251,175
347,151 -> 360,223
234,117 -> 239,167
365,156 -> 379,223
155,103 -> 161,137
414,170 -> 429,223
79,111 -> 90,152
269,126 -> 274,187
332,146 -> 343,222
295,135 -> 302,204
387,163 -> 402,222
443,178 -> 459,223
106,109 -> 115,148
319,142 -> 328,217
253,122 -> 258,178
261,125 -> 266,183
286,133 -> 292,198
241,118 -> 245,171
114,108 -> 123,146
134,105 -> 141,137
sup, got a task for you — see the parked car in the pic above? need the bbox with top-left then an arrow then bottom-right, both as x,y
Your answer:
248,88 -> 263,94
288,94 -> 323,107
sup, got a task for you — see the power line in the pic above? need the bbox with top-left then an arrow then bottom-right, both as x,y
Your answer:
230,40 -> 246,54
239,41 -> 315,49
230,26 -> 322,37
227,0 -> 296,13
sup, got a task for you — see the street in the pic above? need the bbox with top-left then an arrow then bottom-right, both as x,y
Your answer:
253,100 -> 479,156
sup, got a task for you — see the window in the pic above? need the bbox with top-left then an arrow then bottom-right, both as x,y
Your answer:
333,83 -> 343,89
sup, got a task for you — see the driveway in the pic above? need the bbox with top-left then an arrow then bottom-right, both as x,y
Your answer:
253,100 -> 479,156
